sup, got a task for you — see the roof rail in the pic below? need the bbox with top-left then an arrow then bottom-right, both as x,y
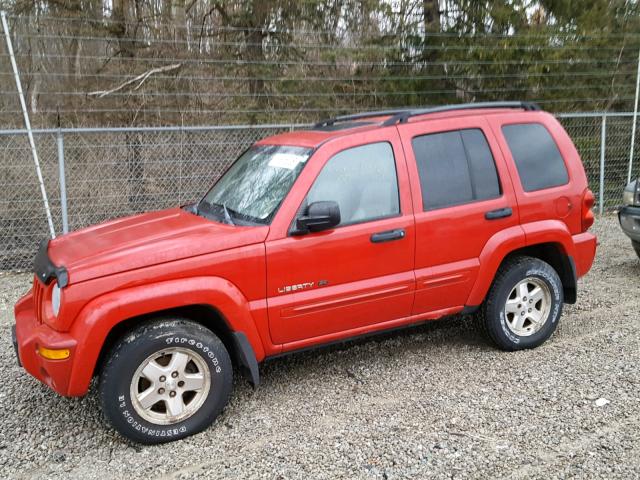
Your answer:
381,101 -> 541,126
313,101 -> 541,130
313,108 -> 412,128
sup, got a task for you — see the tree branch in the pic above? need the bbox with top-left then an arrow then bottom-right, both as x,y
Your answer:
87,63 -> 181,98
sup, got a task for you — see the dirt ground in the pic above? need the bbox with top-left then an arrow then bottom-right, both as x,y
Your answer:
1,215 -> 638,479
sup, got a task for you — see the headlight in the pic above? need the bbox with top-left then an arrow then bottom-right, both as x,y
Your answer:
623,179 -> 638,206
51,283 -> 61,317
623,189 -> 634,206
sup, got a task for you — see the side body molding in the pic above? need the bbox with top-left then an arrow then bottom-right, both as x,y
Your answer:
67,276 -> 266,396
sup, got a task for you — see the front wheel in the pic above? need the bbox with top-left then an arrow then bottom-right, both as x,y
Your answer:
480,256 -> 563,351
633,240 -> 640,259
99,319 -> 233,444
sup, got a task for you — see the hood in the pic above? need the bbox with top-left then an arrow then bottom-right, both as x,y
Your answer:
48,208 -> 268,284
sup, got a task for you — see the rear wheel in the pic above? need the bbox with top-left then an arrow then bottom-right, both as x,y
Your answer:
633,240 -> 640,259
480,256 -> 563,351
99,319 -> 232,444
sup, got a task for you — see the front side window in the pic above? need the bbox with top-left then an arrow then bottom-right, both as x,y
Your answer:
502,123 -> 569,192
304,142 -> 400,226
199,145 -> 312,225
412,128 -> 501,210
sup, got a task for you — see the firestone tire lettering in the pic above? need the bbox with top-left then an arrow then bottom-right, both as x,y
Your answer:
480,256 -> 563,351
99,318 -> 233,444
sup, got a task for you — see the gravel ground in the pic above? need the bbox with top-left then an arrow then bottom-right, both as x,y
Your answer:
1,215 -> 638,479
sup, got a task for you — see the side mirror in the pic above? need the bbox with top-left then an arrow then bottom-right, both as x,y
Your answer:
295,201 -> 341,234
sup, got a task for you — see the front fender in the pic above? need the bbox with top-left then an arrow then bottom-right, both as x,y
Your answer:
67,276 -> 265,396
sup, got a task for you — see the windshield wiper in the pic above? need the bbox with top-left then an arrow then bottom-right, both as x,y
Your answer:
195,200 -> 233,225
221,203 -> 235,226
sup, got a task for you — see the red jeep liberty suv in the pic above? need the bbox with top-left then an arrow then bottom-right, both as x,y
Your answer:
12,102 -> 597,443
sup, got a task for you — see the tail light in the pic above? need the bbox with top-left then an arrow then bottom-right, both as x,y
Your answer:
581,188 -> 595,232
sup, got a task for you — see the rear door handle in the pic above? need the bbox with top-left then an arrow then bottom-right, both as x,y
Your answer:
485,207 -> 512,220
370,228 -> 406,243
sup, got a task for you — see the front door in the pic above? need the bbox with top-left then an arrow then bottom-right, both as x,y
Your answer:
266,128 -> 416,348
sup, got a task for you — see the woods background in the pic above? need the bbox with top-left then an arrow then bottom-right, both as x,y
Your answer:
1,0 -> 640,128
1,0 -> 640,268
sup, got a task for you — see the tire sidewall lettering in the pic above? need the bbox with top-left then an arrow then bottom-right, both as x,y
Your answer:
114,334 -> 223,438
164,335 -> 221,369
116,392 -> 188,438
498,266 -> 562,345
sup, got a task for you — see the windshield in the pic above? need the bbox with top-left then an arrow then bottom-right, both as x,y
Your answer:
198,145 -> 312,225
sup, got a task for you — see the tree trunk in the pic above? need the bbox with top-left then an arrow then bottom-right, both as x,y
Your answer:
423,0 -> 441,33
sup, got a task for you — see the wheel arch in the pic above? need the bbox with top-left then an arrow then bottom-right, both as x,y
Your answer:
94,304 -> 244,381
67,276 -> 265,396
467,240 -> 576,309
502,243 -> 577,304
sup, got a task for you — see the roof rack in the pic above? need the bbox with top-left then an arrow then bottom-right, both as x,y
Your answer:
313,108 -> 413,128
381,101 -> 541,126
313,101 -> 541,130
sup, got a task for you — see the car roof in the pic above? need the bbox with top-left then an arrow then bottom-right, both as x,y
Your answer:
256,102 -> 542,149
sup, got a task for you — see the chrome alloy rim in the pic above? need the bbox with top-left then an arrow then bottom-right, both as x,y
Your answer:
504,277 -> 552,337
129,347 -> 211,425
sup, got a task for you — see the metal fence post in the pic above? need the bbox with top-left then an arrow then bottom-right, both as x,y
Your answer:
57,130 -> 69,233
599,114 -> 607,215
2,11 -> 56,238
630,48 -> 640,184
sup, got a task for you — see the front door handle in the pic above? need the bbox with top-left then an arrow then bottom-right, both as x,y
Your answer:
371,228 -> 406,243
485,207 -> 512,220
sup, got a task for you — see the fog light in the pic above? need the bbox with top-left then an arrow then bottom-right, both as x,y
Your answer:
38,346 -> 70,360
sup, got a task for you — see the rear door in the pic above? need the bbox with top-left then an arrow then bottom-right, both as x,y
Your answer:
265,128 -> 416,348
398,116 -> 520,314
486,113 -> 583,235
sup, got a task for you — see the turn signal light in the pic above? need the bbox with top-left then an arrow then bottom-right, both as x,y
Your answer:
38,346 -> 70,360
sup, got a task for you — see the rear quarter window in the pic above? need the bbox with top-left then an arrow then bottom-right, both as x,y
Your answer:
502,123 -> 569,192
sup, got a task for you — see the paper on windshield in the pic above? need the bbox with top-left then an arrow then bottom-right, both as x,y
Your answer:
268,153 -> 308,170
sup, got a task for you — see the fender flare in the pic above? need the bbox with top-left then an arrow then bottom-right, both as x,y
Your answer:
466,225 -> 526,306
520,220 -> 578,303
466,221 -> 578,307
67,276 -> 265,396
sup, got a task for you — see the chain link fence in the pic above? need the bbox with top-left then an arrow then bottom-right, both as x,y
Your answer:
0,125 -> 292,269
1,115 -> 639,270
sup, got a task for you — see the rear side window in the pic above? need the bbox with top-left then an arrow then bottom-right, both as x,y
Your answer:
502,123 -> 569,192
412,129 -> 501,210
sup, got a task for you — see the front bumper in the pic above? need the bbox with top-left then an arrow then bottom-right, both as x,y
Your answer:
618,205 -> 640,242
14,291 -> 78,396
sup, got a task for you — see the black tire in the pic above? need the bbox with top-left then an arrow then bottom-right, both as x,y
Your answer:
479,256 -> 563,351
633,240 -> 640,260
99,318 -> 233,444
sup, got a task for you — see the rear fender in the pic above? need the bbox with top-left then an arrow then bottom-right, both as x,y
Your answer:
467,220 -> 577,307
521,220 -> 576,257
67,276 -> 265,396
466,226 -> 526,306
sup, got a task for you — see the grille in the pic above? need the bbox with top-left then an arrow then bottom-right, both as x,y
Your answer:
32,276 -> 45,323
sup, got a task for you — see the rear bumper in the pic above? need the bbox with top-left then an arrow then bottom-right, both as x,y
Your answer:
572,231 -> 597,278
618,205 -> 640,242
14,292 -> 78,397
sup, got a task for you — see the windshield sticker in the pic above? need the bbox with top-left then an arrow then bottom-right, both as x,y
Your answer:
268,153 -> 307,170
